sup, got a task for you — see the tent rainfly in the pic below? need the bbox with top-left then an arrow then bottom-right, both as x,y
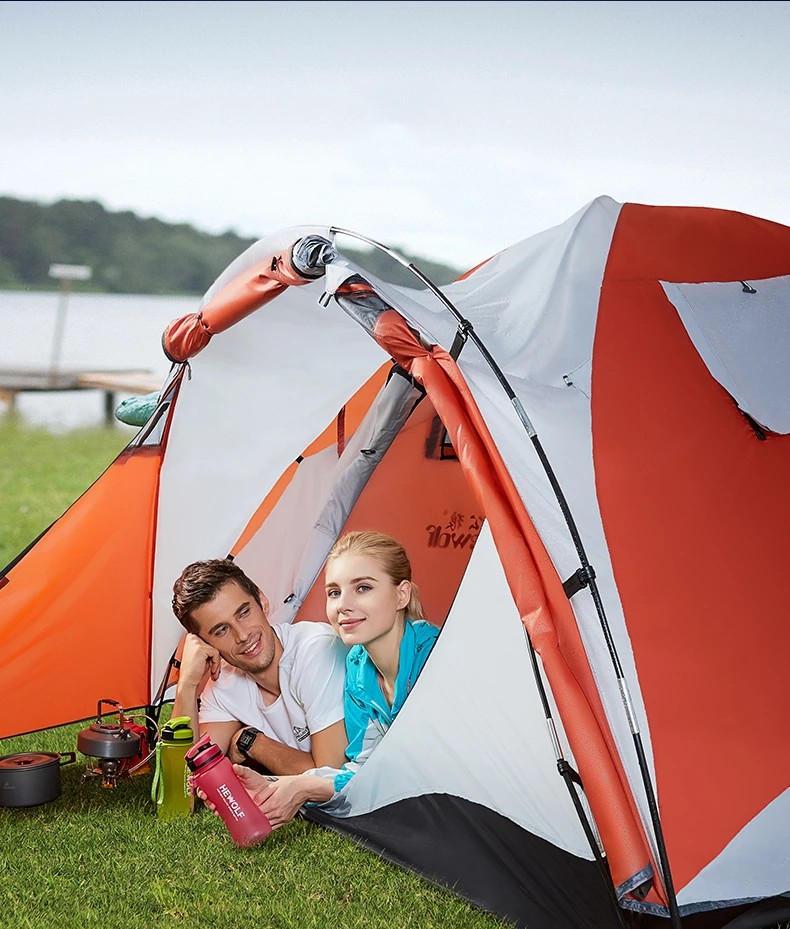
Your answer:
2,197 -> 789,929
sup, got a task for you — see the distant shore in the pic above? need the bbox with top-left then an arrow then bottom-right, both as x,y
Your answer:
0,195 -> 461,295
0,282 -> 202,297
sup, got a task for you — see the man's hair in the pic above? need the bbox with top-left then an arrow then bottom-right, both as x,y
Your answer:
172,559 -> 262,635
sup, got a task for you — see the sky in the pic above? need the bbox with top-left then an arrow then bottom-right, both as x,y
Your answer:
2,0 -> 789,268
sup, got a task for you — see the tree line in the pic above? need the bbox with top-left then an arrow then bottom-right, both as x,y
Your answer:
0,196 -> 461,295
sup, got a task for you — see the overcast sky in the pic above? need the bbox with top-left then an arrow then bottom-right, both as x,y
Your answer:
2,0 -> 789,268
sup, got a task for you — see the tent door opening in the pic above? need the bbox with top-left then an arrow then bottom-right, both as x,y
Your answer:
231,364 -> 485,631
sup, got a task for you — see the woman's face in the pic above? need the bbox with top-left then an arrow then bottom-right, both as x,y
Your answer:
325,552 -> 411,649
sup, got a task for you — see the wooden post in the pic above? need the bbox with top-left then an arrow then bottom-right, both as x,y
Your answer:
0,388 -> 18,417
103,390 -> 116,427
49,277 -> 72,382
47,264 -> 92,385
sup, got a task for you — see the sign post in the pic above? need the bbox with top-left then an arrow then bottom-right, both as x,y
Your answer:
48,264 -> 92,382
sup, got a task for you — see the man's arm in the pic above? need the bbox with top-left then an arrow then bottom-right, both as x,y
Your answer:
228,729 -> 314,774
172,633 -> 243,750
200,720 -> 245,755
228,718 -> 347,775
308,719 -> 347,768
285,630 -> 348,772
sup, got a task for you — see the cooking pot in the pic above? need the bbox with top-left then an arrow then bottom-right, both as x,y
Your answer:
0,751 -> 76,808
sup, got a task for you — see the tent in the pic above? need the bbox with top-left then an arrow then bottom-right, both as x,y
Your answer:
2,196 -> 789,928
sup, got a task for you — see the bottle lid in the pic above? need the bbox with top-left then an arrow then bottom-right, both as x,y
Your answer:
161,716 -> 194,742
185,733 -> 222,771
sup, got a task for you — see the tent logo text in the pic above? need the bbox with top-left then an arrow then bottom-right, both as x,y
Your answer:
426,511 -> 482,550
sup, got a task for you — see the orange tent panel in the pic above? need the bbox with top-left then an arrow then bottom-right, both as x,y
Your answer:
0,446 -> 163,736
594,203 -> 790,890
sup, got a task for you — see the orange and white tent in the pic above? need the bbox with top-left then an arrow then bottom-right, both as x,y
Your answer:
2,197 -> 789,928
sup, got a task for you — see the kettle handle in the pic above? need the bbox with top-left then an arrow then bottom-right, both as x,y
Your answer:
58,752 -> 77,766
96,698 -> 126,728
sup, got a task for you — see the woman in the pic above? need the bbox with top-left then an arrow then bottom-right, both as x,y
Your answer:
229,530 -> 439,828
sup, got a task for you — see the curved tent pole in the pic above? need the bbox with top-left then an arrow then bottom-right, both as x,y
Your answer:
327,227 -> 682,927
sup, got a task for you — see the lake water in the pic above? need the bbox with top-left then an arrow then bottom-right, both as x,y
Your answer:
0,290 -> 197,430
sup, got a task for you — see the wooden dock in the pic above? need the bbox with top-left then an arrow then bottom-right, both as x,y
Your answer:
0,366 -> 163,425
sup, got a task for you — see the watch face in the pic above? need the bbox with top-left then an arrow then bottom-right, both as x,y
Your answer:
237,728 -> 259,755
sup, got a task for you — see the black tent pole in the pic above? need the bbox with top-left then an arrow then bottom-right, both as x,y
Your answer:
325,229 -> 683,928
521,625 -> 628,927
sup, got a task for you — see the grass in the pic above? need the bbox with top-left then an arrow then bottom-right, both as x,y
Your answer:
0,720 -> 500,929
0,418 -> 132,570
0,418 -> 508,929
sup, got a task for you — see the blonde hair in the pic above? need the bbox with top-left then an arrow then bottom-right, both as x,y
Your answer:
326,531 -> 426,622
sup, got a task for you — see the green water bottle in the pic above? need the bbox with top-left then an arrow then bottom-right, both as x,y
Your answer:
152,716 -> 194,820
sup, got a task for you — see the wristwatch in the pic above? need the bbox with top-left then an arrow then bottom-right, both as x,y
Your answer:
236,727 -> 261,757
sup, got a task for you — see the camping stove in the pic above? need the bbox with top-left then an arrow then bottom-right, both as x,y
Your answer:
77,699 -> 143,788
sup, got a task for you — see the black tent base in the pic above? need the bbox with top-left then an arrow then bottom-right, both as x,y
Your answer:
634,896 -> 790,929
304,794 -> 789,929
304,792 -> 628,929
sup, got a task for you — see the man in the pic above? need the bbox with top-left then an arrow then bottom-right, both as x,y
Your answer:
171,559 -> 348,775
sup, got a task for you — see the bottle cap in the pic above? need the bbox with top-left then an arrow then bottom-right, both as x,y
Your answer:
185,733 -> 222,771
161,716 -> 194,743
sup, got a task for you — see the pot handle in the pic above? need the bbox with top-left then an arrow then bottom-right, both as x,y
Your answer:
58,752 -> 77,767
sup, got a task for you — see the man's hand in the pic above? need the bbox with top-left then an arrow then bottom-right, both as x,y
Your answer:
172,634 -> 224,740
179,633 -> 222,689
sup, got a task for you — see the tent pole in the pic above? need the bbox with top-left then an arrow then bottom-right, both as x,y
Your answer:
523,626 -> 628,927
529,433 -> 682,928
327,229 -> 683,928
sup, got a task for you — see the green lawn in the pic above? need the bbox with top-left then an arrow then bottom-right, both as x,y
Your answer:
0,419 -> 506,929
0,418 -> 135,567
0,719 -> 502,929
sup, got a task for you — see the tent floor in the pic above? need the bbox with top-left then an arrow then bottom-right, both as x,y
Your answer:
634,896 -> 790,929
305,793 -> 626,929
304,799 -> 789,929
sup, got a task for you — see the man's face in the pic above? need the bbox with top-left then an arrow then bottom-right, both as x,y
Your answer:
191,580 -> 276,675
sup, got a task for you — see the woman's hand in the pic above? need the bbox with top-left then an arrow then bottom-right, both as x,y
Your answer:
194,766 -> 274,815
196,768 -> 334,830
237,770 -> 310,829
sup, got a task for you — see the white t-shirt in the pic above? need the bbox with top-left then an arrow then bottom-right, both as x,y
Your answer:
198,622 -> 347,752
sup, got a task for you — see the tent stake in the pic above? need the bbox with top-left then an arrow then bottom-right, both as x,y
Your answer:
328,228 -> 683,928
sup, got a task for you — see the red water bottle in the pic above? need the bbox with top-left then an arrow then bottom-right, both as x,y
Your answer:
185,734 -> 272,846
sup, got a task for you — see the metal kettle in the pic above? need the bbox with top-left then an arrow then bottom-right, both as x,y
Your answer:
77,699 -> 142,788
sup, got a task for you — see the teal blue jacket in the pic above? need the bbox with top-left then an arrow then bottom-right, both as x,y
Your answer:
334,618 -> 439,792
306,619 -> 439,809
